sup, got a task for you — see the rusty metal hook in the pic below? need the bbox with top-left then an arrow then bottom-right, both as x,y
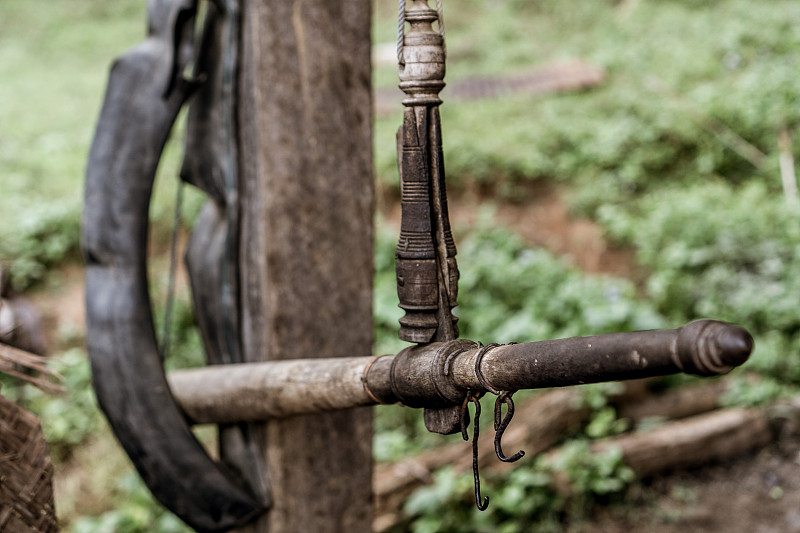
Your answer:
493,391 -> 525,463
460,391 -> 489,511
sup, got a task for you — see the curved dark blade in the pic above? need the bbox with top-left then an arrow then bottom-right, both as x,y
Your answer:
81,1 -> 265,530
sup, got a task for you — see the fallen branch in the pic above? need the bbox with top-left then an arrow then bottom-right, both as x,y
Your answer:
616,379 -> 728,422
374,61 -> 605,116
375,388 -> 776,531
592,407 -> 772,479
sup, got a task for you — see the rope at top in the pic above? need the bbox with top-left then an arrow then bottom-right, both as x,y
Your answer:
397,0 -> 446,66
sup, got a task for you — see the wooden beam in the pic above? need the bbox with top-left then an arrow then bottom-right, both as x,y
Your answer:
235,1 -> 374,531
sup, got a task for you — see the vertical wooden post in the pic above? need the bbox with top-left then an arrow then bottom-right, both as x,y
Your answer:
236,1 -> 374,531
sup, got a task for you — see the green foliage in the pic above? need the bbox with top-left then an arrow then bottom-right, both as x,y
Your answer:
400,441 -> 634,533
0,0 -> 201,292
149,249 -> 208,372
373,223 -> 409,357
0,0 -> 142,288
374,215 -> 665,360
455,215 -> 664,344
401,466 -> 563,533
548,441 -> 635,514
374,403 -> 445,462
375,0 -> 800,203
598,180 -> 800,383
720,374 -> 791,408
36,349 -> 100,460
70,473 -> 192,533
584,406 -> 629,439
578,381 -> 626,412
0,201 -> 81,289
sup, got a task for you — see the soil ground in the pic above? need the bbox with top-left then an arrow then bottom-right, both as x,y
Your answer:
581,436 -> 800,533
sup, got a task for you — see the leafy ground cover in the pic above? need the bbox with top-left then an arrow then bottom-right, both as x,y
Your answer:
2,0 -> 800,531
372,1 -> 800,530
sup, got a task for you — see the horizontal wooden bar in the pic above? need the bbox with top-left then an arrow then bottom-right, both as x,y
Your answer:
168,357 -> 375,424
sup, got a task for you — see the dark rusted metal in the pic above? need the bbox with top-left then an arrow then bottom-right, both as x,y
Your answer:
494,392 -> 525,463
395,0 -> 459,345
363,320 -> 755,407
396,0 -> 464,436
460,392 -> 489,511
168,318 -> 752,511
474,343 -> 502,394
170,319 -> 753,423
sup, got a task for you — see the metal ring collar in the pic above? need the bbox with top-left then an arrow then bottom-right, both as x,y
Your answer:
362,355 -> 393,405
474,343 -> 502,395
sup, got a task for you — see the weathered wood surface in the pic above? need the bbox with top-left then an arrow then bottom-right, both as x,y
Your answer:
617,379 -> 729,422
235,0 -> 374,530
168,356 -> 376,423
591,407 -> 772,479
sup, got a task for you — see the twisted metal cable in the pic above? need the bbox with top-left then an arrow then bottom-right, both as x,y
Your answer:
397,0 -> 406,65
435,0 -> 446,57
435,0 -> 445,36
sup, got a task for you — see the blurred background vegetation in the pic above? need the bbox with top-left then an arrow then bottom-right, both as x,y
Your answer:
1,0 -> 800,531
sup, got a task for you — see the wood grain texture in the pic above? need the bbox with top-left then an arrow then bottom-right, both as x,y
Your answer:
237,1 -> 374,531
594,407 -> 772,478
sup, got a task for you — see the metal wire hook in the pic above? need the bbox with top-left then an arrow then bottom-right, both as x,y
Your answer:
459,391 -> 489,511
493,391 -> 525,463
